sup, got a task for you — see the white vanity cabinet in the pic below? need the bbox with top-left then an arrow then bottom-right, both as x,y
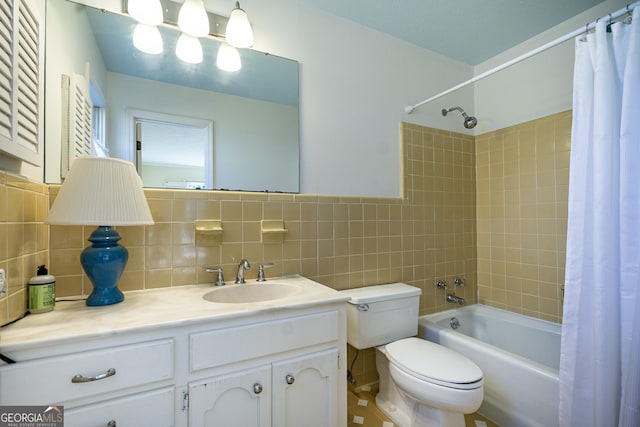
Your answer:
189,348 -> 339,427
0,279 -> 347,427
186,310 -> 343,427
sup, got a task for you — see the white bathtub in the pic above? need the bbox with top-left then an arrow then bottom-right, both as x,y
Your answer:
418,304 -> 560,427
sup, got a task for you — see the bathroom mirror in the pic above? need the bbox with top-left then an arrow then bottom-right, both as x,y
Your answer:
45,0 -> 300,192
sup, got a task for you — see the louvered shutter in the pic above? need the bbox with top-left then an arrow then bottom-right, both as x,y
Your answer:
60,73 -> 93,177
0,0 -> 42,165
0,0 -> 15,146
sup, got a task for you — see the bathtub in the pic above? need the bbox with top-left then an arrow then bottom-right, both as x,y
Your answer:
418,304 -> 560,427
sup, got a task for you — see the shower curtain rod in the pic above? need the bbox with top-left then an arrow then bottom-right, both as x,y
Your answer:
404,0 -> 640,114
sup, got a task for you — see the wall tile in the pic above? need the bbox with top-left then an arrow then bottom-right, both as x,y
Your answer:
476,111 -> 571,323
0,174 -> 48,325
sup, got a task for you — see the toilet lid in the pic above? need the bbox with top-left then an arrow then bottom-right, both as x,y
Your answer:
385,338 -> 483,389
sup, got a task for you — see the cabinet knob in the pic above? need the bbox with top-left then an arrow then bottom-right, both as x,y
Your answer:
253,383 -> 263,394
285,374 -> 295,385
107,421 -> 116,427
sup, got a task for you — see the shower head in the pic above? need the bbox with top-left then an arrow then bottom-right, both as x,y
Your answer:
442,106 -> 478,129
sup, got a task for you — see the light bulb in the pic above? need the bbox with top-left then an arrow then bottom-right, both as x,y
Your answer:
225,2 -> 254,48
216,42 -> 241,72
128,0 -> 163,26
133,23 -> 163,55
178,0 -> 210,37
176,33 -> 203,64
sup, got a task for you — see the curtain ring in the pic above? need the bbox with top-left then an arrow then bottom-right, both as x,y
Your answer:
580,23 -> 589,41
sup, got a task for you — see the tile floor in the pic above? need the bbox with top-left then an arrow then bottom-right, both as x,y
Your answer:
348,385 -> 500,427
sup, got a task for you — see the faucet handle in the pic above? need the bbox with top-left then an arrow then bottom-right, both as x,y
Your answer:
257,263 -> 274,282
205,266 -> 225,286
454,278 -> 465,287
436,280 -> 447,290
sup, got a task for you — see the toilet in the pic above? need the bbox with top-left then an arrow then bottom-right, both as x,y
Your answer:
340,283 -> 483,427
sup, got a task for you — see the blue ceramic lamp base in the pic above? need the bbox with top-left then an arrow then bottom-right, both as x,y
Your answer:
80,226 -> 128,306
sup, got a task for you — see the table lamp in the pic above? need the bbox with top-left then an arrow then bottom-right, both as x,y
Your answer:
46,157 -> 154,306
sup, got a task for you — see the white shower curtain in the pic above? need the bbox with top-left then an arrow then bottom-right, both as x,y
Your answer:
560,7 -> 640,427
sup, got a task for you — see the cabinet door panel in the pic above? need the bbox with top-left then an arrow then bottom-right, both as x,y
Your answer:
273,348 -> 338,427
189,365 -> 271,427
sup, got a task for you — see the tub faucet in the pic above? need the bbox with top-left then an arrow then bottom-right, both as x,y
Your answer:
235,259 -> 251,284
446,293 -> 466,305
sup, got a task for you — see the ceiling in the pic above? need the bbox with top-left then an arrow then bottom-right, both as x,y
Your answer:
299,0 -> 605,65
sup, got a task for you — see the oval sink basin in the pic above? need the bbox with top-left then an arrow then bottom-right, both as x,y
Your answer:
203,282 -> 301,303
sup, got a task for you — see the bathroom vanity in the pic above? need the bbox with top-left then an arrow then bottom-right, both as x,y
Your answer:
0,275 -> 348,427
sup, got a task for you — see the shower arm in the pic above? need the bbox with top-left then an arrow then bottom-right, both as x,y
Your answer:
442,106 -> 468,119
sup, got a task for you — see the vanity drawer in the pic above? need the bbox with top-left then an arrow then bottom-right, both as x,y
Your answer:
0,339 -> 173,405
64,386 -> 174,427
190,310 -> 339,371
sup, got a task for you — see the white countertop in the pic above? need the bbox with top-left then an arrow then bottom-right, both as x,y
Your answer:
0,275 -> 348,354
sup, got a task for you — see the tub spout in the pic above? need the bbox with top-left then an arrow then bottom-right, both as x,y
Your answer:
446,293 -> 465,305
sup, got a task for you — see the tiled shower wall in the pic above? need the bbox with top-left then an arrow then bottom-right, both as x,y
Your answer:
476,111 -> 571,323
0,172 -> 49,325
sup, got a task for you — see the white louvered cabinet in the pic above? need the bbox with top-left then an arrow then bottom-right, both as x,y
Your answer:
0,0 -> 44,165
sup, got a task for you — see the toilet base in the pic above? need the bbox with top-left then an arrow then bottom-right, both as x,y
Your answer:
376,393 -> 465,427
376,346 -> 470,427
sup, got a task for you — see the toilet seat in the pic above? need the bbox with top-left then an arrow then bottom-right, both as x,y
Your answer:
385,337 -> 483,390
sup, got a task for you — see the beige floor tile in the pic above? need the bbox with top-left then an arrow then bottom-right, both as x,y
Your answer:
347,386 -> 500,427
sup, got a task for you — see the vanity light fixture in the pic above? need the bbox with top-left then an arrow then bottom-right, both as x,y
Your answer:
178,0 -> 210,37
46,157 -> 154,306
225,1 -> 254,48
176,33 -> 204,63
126,0 -> 252,71
216,42 -> 241,71
127,0 -> 163,26
133,23 -> 164,55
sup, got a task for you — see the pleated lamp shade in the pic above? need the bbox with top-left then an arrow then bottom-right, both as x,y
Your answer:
47,156 -> 154,226
47,157 -> 153,306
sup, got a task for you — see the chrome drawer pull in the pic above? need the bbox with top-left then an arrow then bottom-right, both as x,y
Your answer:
107,421 -> 116,427
253,383 -> 263,394
71,368 -> 116,383
285,374 -> 295,385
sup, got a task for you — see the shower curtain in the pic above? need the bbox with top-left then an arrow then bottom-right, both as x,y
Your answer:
559,7 -> 640,427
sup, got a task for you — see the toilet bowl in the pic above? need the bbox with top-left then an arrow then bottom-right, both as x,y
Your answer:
340,284 -> 484,427
377,338 -> 483,427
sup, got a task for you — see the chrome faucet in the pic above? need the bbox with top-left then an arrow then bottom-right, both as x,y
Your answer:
436,280 -> 447,290
446,293 -> 466,305
235,259 -> 251,283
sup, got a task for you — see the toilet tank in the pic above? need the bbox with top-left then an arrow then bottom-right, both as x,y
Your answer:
339,283 -> 421,350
